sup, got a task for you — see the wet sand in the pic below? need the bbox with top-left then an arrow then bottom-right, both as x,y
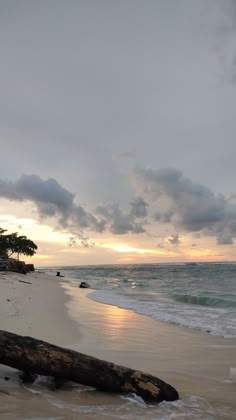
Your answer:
0,271 -> 235,419
63,283 -> 236,413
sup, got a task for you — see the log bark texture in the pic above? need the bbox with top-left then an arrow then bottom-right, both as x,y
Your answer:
0,330 -> 179,402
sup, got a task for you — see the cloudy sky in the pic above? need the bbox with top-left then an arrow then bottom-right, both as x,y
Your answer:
1,0 -> 236,266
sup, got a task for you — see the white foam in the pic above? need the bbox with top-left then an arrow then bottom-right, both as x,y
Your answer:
121,393 -> 147,408
88,289 -> 236,338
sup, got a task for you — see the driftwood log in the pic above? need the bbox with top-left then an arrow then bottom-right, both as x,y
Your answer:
0,330 -> 179,402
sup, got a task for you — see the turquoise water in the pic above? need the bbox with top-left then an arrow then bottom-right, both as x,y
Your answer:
43,262 -> 236,337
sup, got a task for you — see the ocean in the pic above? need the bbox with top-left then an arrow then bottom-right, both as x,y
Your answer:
43,262 -> 236,338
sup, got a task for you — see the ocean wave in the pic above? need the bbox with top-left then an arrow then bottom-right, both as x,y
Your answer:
44,263 -> 236,338
171,292 -> 236,308
88,289 -> 236,338
48,393 -> 234,419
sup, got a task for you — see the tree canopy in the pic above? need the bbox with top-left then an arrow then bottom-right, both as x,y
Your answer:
0,228 -> 37,258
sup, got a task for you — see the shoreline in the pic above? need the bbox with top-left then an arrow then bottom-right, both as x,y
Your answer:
62,282 -> 236,413
0,270 -> 236,419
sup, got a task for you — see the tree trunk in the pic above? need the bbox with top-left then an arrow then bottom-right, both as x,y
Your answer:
0,330 -> 179,402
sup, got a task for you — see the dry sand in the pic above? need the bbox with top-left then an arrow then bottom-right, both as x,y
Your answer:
0,271 -> 79,347
0,271 -> 236,419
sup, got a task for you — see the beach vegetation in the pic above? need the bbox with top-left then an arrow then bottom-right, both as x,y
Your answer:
0,228 -> 37,259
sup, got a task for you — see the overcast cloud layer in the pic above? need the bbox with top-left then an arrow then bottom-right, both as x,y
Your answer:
0,1 -> 236,258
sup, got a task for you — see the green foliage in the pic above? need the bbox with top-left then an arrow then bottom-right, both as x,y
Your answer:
0,228 -> 37,258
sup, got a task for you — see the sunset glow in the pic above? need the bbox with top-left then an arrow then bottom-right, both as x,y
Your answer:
103,243 -> 177,256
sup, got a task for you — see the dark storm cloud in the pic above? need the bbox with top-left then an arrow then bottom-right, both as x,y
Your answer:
0,179 -> 17,200
0,174 -> 147,236
17,174 -> 74,220
130,197 -> 148,218
0,174 -> 75,223
133,167 -> 236,245
0,174 -> 100,232
2,167 -> 236,245
94,203 -> 146,235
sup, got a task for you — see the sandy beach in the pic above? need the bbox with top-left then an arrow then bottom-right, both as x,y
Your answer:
0,271 -> 79,347
0,271 -> 236,419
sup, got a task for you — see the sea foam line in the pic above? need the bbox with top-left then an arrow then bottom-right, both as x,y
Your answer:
88,289 -> 236,338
